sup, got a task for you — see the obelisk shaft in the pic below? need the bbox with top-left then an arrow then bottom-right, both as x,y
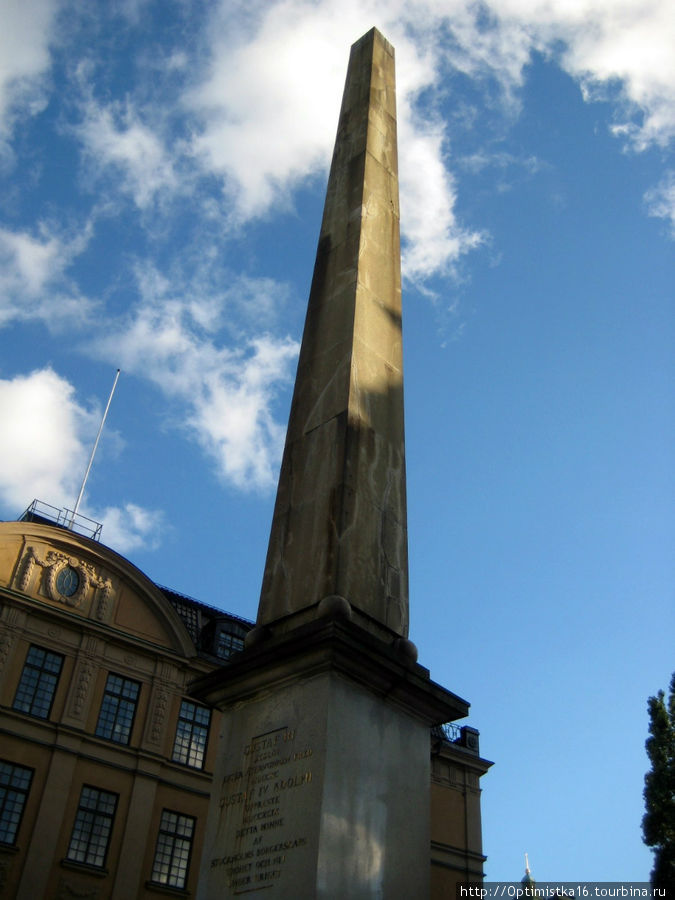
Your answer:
257,28 -> 408,636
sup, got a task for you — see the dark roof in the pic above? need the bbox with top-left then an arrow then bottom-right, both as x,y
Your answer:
156,584 -> 252,652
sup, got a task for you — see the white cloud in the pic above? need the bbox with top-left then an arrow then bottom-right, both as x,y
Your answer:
645,171 -> 675,237
472,0 -> 675,149
188,0 -> 484,279
185,0 -> 674,280
0,368 -> 88,513
97,502 -> 164,554
398,112 -> 484,281
75,96 -> 178,209
0,368 -> 164,553
0,0 -> 58,144
187,2 -> 350,219
93,266 -> 299,491
0,222 -> 94,328
1,0 -> 673,291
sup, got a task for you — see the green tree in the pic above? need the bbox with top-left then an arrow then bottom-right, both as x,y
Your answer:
642,672 -> 675,890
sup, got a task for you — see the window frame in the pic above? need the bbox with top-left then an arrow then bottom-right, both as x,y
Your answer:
12,644 -> 64,719
215,628 -> 245,660
0,760 -> 34,846
95,672 -> 141,745
171,700 -> 211,770
149,808 -> 196,890
65,784 -> 118,869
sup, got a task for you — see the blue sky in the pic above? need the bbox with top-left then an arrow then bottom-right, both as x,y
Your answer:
0,0 -> 673,883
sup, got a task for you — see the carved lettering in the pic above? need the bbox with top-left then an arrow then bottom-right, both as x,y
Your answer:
214,725 -> 312,891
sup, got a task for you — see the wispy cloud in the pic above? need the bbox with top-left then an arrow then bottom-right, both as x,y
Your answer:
3,0 -> 674,270
93,265 -> 299,491
0,221 -> 95,328
0,0 -> 58,149
186,1 -> 490,281
186,0 -> 675,272
75,93 -> 178,209
645,170 -> 675,237
97,502 -> 165,554
399,112 -> 484,281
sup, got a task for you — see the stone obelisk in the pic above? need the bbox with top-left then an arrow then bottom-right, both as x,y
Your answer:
255,25 -> 408,641
193,28 -> 469,899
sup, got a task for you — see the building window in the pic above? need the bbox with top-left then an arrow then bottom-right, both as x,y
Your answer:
95,673 -> 140,745
13,645 -> 64,719
215,628 -> 245,660
172,701 -> 211,769
0,761 -> 33,845
150,810 -> 195,890
66,785 -> 117,868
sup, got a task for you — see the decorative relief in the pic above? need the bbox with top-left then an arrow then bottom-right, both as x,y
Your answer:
0,631 -> 16,678
157,659 -> 180,687
70,659 -> 95,718
0,606 -> 23,678
94,583 -> 112,621
149,687 -> 170,745
16,546 -> 113,618
64,638 -> 101,723
83,635 -> 100,657
3,606 -> 22,628
17,548 -> 37,593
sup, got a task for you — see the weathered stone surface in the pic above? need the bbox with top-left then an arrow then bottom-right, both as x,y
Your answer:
257,27 -> 408,636
198,673 -> 429,899
193,618 -> 469,899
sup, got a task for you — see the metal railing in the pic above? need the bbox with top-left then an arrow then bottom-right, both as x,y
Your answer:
432,722 -> 481,755
19,499 -> 103,542
438,722 -> 462,743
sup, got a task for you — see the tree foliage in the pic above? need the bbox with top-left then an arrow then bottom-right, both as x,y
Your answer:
642,672 -> 675,890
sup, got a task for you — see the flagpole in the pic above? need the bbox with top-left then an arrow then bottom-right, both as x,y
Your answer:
70,369 -> 120,528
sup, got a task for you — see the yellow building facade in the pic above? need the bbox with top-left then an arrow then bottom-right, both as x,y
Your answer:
0,517 -> 248,898
431,724 -> 492,898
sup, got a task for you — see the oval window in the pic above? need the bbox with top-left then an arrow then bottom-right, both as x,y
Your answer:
56,566 -> 80,598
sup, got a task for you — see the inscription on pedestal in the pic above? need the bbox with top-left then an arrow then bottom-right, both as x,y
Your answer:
211,726 -> 313,894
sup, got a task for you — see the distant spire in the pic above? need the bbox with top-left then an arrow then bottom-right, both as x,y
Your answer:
522,853 -> 535,893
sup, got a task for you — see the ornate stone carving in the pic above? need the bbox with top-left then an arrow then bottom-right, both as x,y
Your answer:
65,637 -> 101,722
149,687 -> 170,746
94,579 -> 112,621
83,635 -> 100,656
157,659 -> 179,685
70,658 -> 95,717
16,546 -> 113,617
0,606 -> 23,677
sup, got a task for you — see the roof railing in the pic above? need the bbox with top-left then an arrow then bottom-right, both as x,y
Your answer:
19,499 -> 103,542
438,722 -> 462,742
433,722 -> 481,755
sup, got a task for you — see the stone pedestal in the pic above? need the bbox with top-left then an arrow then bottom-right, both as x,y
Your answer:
193,616 -> 468,899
